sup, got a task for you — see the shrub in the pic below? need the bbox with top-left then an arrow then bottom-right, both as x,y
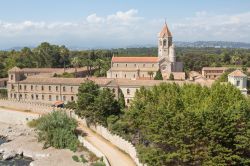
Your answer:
92,161 -> 106,166
33,111 -> 79,151
80,155 -> 87,163
72,155 -> 79,162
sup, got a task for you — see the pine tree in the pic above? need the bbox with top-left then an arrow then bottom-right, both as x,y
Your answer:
154,69 -> 163,80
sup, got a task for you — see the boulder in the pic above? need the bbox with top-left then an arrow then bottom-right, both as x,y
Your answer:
2,151 -> 16,160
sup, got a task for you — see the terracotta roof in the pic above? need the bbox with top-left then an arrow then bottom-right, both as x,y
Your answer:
9,67 -> 22,72
162,72 -> 186,80
202,67 -> 228,71
111,79 -> 212,87
159,23 -> 172,38
18,77 -> 113,86
112,57 -> 159,63
109,67 -> 158,72
228,69 -> 247,77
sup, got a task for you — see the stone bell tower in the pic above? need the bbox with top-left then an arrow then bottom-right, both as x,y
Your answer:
158,23 -> 173,60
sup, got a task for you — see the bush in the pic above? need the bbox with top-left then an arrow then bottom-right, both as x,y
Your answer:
32,111 -> 79,151
92,161 -> 106,166
72,155 -> 79,162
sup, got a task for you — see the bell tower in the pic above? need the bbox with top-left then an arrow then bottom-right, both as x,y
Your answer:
158,23 -> 172,60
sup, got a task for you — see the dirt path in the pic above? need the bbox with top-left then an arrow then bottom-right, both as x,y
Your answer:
78,122 -> 136,166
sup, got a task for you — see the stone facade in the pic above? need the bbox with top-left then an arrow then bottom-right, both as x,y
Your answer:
107,23 -> 184,80
228,69 -> 248,95
7,66 -> 213,106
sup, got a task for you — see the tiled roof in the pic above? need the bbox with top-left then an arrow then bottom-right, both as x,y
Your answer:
109,67 -> 158,72
228,69 -> 247,77
9,67 -> 88,74
18,76 -> 113,86
9,67 -> 22,72
202,67 -> 228,71
112,57 -> 159,63
162,72 -> 186,80
159,23 -> 172,38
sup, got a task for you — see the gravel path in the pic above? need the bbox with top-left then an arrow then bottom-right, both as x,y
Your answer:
78,123 -> 136,166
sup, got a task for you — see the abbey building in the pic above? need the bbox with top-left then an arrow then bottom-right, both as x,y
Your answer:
107,23 -> 184,80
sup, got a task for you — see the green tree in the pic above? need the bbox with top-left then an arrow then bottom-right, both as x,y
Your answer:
76,81 -> 121,126
168,73 -> 174,80
154,69 -> 163,80
71,57 -> 82,78
28,111 -> 79,151
111,83 -> 250,166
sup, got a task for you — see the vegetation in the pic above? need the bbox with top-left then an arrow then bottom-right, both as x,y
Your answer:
28,111 -> 79,151
0,89 -> 7,98
109,83 -> 250,166
154,69 -> 163,80
54,72 -> 75,78
92,161 -> 106,166
168,73 -> 174,80
0,42 -> 112,78
76,81 -> 121,126
72,155 -> 87,163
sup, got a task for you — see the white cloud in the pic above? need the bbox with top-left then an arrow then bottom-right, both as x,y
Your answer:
0,9 -> 250,49
172,11 -> 250,42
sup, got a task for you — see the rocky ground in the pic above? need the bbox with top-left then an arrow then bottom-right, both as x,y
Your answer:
0,122 -> 93,166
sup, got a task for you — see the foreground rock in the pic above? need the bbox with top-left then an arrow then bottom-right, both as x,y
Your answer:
0,122 -> 91,166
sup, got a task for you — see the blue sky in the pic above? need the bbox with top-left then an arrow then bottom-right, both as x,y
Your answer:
0,0 -> 250,49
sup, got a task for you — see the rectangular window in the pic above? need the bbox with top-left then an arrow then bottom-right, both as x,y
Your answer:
236,80 -> 240,86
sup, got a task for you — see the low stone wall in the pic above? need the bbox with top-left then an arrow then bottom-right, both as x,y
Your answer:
0,99 -> 54,114
78,136 -> 110,166
0,108 -> 39,124
71,112 -> 144,166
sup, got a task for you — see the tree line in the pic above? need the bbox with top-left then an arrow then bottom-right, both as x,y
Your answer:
67,80 -> 250,166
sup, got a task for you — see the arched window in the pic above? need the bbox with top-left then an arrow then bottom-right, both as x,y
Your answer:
31,85 -> 33,91
31,94 -> 34,100
71,96 -> 74,101
163,40 -> 167,46
126,64 -> 127,67
63,86 -> 66,92
41,86 -> 44,91
19,85 -> 22,90
49,86 -> 51,91
42,95 -> 44,100
127,89 -> 130,95
115,74 -> 117,78
71,87 -> 73,92
127,99 -> 130,104
125,74 -> 127,78
56,86 -> 58,91
36,94 -> 39,100
14,94 -> 16,99
49,95 -> 52,101
24,85 -> 27,91
11,84 -> 15,90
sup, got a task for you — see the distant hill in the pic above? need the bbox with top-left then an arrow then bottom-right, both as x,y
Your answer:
175,41 -> 250,49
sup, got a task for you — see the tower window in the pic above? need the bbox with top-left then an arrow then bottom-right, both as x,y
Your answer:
163,40 -> 167,46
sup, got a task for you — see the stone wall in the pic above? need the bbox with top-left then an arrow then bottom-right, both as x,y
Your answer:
0,107 -> 39,124
78,136 -> 110,166
0,99 -> 59,114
